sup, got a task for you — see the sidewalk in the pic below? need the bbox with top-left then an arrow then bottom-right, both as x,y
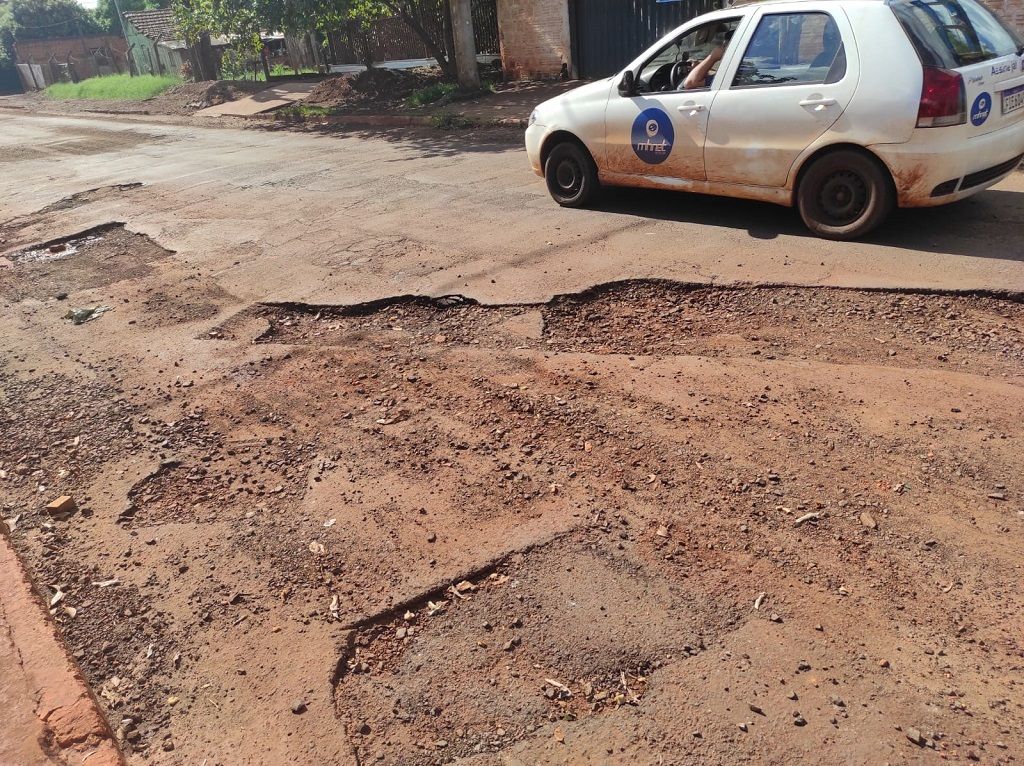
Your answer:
270,79 -> 583,129
0,532 -> 123,766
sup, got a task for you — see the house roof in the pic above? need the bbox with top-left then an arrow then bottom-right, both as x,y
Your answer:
123,9 -> 177,40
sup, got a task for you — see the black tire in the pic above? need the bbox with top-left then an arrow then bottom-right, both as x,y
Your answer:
545,141 -> 599,207
797,150 -> 895,240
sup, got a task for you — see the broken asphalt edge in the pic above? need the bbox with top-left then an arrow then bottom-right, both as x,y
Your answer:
0,528 -> 126,765
258,278 -> 1024,315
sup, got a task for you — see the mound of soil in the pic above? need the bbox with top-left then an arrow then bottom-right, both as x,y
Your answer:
305,67 -> 441,108
162,80 -> 264,110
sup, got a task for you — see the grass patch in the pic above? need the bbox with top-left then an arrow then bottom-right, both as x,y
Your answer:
404,81 -> 459,108
275,103 -> 335,119
46,74 -> 181,101
430,113 -> 481,130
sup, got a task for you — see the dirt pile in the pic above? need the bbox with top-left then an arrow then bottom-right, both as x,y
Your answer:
305,68 -> 441,108
162,80 -> 263,110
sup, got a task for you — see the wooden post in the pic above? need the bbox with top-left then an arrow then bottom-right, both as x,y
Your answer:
449,0 -> 479,89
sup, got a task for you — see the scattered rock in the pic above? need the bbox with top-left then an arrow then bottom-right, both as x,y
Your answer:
859,512 -> 877,529
45,495 -> 77,519
291,700 -> 307,715
905,727 -> 925,746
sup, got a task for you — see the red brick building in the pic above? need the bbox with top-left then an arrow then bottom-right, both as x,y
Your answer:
14,35 -> 130,88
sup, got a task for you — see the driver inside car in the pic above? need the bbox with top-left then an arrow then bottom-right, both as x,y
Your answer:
682,30 -> 733,89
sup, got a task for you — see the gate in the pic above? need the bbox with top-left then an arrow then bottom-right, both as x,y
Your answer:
572,0 -> 721,79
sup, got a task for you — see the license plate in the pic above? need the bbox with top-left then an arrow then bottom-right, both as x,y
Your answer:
1003,84 -> 1024,115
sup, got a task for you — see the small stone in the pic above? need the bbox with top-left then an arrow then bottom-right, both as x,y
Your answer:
797,661 -> 811,671
291,700 -> 307,714
859,512 -> 877,529
357,722 -> 371,735
395,627 -> 407,639
879,659 -> 890,668
45,495 -> 77,519
830,695 -> 846,708
426,532 -> 437,543
748,703 -> 765,716
738,722 -> 748,732
905,727 -> 925,746
787,691 -> 798,701
162,740 -> 174,752
769,613 -> 782,623
793,715 -> 807,727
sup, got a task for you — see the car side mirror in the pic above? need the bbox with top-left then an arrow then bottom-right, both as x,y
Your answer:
618,70 -> 636,97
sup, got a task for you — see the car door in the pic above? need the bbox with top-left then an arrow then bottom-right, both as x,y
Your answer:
703,7 -> 860,188
604,16 -> 747,182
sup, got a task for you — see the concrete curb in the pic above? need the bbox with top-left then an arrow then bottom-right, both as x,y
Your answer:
0,530 -> 125,766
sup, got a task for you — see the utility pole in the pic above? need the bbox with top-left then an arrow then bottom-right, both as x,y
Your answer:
449,0 -> 479,89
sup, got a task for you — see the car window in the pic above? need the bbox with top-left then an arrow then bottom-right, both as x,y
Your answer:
732,12 -> 847,88
636,18 -> 742,93
891,0 -> 1022,68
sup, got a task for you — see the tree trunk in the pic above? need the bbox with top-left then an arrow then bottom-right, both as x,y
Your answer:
386,1 -> 456,80
449,0 -> 479,89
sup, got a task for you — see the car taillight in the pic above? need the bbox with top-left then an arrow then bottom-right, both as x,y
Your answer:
917,67 -> 966,128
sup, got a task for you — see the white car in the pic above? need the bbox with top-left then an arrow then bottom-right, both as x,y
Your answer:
526,0 -> 1024,239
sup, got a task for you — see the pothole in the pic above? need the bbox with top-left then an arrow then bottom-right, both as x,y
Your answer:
0,223 -> 173,301
37,183 -> 143,214
333,534 -> 740,763
210,283 -> 1024,376
8,223 -> 121,265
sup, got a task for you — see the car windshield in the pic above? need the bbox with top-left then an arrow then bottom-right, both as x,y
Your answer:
891,0 -> 1023,67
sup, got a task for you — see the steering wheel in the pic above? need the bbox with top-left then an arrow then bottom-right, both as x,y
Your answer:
670,61 -> 687,90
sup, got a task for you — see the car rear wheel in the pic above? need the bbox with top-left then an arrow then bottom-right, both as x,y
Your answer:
797,150 -> 894,240
545,141 -> 599,207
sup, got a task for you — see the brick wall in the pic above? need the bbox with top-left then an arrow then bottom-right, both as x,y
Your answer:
14,35 -> 128,65
496,0 -> 571,80
981,0 -> 1024,33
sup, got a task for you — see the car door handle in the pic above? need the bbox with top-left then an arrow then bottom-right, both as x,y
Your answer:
799,97 -> 837,111
677,104 -> 706,114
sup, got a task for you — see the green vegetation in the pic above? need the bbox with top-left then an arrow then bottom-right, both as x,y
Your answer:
269,64 -> 319,77
404,81 -> 458,108
46,74 -> 181,101
430,112 -> 480,130
275,103 -> 335,118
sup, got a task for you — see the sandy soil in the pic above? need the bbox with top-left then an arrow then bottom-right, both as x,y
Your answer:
1,187 -> 1023,766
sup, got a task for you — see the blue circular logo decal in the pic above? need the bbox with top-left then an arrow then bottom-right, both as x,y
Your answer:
631,108 -> 674,164
970,92 -> 991,126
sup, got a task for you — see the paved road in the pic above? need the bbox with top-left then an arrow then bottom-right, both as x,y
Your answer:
2,110 -> 1022,303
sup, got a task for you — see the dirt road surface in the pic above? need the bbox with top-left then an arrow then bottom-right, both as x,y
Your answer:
1,111 -> 1023,765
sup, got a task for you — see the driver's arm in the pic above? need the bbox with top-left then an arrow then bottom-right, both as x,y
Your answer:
683,45 -> 725,89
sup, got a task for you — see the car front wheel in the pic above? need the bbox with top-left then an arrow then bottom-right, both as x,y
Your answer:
545,141 -> 599,207
797,150 -> 894,240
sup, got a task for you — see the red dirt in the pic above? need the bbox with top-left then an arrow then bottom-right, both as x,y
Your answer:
1,203 -> 1023,764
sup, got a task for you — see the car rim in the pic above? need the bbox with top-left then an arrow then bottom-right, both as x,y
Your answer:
818,171 -> 868,226
554,157 -> 582,197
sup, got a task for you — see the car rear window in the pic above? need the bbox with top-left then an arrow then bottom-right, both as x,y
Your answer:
891,0 -> 1023,68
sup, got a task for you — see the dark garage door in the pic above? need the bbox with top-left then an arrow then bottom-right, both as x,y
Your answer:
572,0 -> 720,79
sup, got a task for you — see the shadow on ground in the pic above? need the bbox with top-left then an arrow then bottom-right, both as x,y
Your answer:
251,121 -> 525,159
590,182 -> 1024,261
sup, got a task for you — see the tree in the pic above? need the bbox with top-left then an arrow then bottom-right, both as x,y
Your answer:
173,0 -> 464,81
0,0 -> 103,65
93,0 -> 163,36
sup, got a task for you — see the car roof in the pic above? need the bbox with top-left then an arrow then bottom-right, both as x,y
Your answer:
725,0 -> 889,6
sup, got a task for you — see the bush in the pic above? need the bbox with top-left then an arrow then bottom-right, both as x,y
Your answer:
405,81 -> 458,108
46,74 -> 180,101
